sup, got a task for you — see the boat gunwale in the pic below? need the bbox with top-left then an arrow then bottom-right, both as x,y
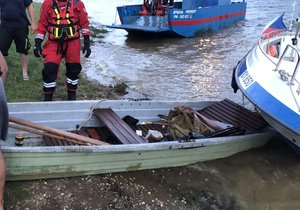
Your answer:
4,99 -> 275,153
0,130 -> 274,153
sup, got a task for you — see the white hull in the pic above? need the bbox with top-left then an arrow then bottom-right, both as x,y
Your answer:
234,21 -> 300,154
258,109 -> 300,150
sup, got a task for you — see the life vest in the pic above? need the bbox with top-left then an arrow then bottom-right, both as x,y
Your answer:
140,0 -> 164,16
48,0 -> 80,41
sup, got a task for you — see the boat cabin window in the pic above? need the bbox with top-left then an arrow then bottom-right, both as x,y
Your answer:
268,43 -> 280,58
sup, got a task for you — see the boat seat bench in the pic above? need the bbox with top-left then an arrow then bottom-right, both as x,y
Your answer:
197,99 -> 267,131
93,108 -> 147,144
43,135 -> 73,146
43,128 -> 102,146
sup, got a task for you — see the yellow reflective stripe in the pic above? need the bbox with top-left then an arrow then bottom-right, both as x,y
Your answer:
51,0 -> 78,38
66,13 -> 70,24
69,27 -> 74,36
54,8 -> 60,24
54,28 -> 59,37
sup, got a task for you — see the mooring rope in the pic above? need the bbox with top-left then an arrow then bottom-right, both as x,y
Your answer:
76,99 -> 106,131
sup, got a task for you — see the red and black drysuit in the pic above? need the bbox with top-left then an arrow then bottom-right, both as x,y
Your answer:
34,0 -> 91,101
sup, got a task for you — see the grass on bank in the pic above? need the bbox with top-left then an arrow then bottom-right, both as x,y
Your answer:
4,3 -> 126,102
3,2 -> 128,208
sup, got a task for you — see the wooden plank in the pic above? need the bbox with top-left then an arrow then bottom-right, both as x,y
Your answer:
199,107 -> 243,126
96,127 -> 112,140
211,101 -> 261,127
76,130 -> 90,137
63,140 -> 75,146
94,109 -> 132,144
198,99 -> 267,131
50,137 -> 60,146
62,132 -> 78,145
43,136 -> 54,146
223,99 -> 266,127
44,135 -> 78,146
93,108 -> 146,144
200,101 -> 247,124
55,138 -> 65,146
217,99 -> 264,125
206,126 -> 246,137
97,127 -> 120,144
9,115 -> 108,146
86,128 -> 101,140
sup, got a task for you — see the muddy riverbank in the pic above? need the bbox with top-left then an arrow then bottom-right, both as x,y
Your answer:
4,134 -> 300,210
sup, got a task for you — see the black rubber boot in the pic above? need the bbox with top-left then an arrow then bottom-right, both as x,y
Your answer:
67,91 -> 76,101
44,93 -> 53,101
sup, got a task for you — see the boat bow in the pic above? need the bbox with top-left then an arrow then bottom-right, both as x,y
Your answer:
234,16 -> 300,153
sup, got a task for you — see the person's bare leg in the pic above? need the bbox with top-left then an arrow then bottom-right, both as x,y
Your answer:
21,54 -> 29,80
0,151 -> 5,210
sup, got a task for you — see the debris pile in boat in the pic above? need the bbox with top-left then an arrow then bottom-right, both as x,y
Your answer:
41,99 -> 268,146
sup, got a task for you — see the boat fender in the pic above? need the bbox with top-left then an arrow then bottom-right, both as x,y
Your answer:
269,45 -> 278,57
231,62 -> 240,93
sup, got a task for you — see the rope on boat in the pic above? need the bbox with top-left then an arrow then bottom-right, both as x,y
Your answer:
76,99 -> 106,131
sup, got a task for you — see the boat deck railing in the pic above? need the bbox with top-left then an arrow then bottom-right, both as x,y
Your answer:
258,29 -> 300,111
274,44 -> 300,111
260,30 -> 295,42
260,30 -> 296,53
274,44 -> 300,86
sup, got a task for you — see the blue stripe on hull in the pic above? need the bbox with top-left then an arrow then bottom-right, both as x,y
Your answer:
245,83 -> 300,132
109,2 -> 246,37
169,3 -> 246,37
236,60 -> 300,133
235,58 -> 300,153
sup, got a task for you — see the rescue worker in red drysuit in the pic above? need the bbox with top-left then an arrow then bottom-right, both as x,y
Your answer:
33,0 -> 91,101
